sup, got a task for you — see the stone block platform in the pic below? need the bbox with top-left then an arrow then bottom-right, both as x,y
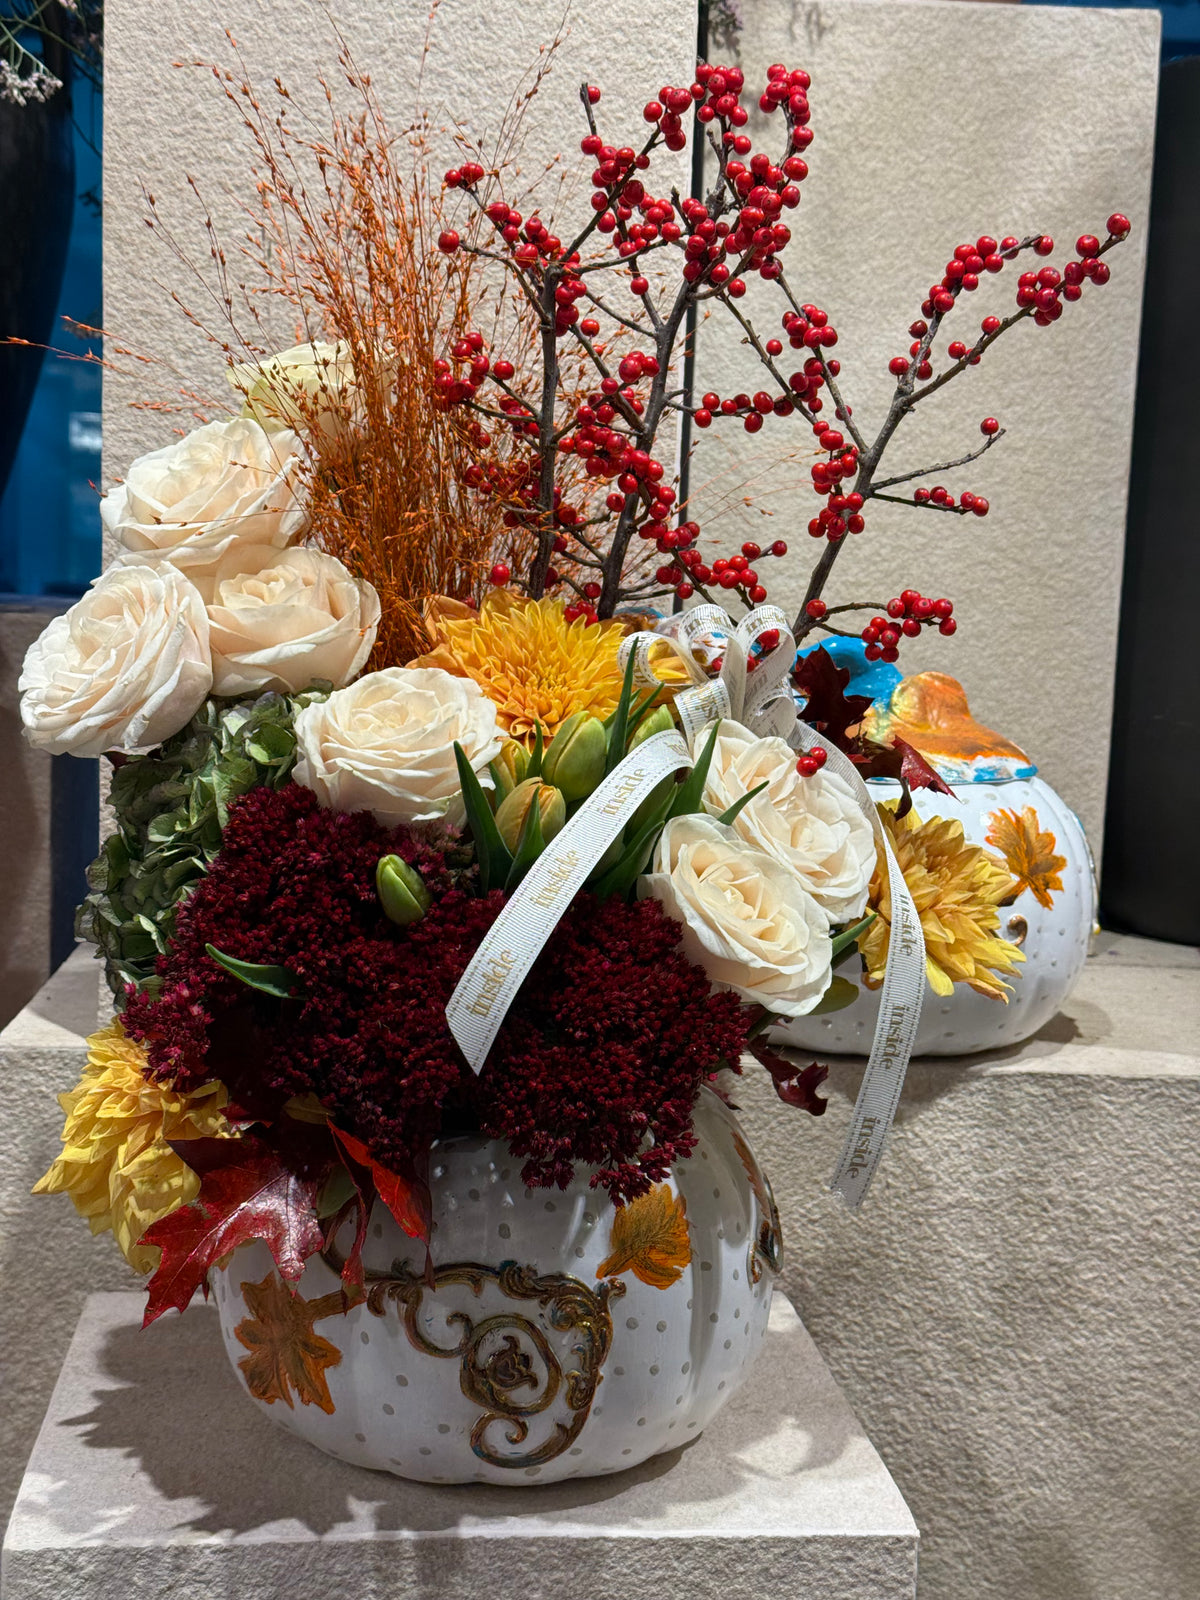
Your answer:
1,1291 -> 918,1600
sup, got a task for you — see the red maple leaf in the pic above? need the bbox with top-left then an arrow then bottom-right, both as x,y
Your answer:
141,1149 -> 324,1327
749,1041 -> 829,1116
792,647 -> 873,747
793,647 -> 954,817
330,1125 -> 431,1244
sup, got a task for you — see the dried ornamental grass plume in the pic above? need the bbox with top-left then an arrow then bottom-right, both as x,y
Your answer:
412,589 -> 628,744
155,44 -> 548,663
859,802 -> 1025,1000
33,1020 -> 232,1273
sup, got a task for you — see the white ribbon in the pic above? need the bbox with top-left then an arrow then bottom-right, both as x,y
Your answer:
446,729 -> 693,1073
790,723 -> 928,1209
618,602 -> 797,745
445,602 -> 926,1210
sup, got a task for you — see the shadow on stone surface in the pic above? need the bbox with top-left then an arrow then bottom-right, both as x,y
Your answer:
57,1298 -> 846,1541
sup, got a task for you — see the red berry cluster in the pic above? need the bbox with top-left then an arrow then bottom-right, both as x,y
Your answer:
805,412 -> 862,542
859,591 -> 955,661
912,483 -> 989,516
796,744 -> 828,777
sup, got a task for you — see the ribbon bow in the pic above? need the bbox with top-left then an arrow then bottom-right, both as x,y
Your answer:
618,602 -> 799,745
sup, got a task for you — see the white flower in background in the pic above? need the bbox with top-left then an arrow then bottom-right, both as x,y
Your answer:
206,545 -> 380,697
698,719 -> 874,922
293,667 -> 502,827
227,341 -> 358,444
19,565 -> 212,758
640,813 -> 832,1017
103,417 -> 307,599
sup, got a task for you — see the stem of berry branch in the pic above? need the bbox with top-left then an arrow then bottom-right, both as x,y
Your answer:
871,428 -> 1005,492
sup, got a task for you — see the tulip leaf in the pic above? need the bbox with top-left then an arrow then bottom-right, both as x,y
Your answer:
205,944 -> 299,998
591,782 -> 676,902
809,974 -> 860,1014
831,912 -> 876,964
624,685 -> 665,743
667,719 -> 721,819
525,722 -> 545,780
454,742 -> 513,893
714,780 -> 770,828
604,650 -> 639,777
504,788 -> 546,892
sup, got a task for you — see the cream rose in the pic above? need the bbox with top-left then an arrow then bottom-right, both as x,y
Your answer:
640,813 -> 832,1017
293,666 -> 503,826
699,719 -> 874,922
19,564 -> 212,758
103,417 -> 307,598
207,545 -> 380,697
227,341 -> 357,444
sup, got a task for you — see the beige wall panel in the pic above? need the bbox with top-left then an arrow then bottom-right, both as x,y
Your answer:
691,0 -> 1158,847
101,0 -> 697,513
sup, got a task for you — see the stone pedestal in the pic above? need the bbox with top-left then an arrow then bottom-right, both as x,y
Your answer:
0,1291 -> 918,1600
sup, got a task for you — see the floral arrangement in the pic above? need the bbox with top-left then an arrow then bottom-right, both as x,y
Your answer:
20,48 -> 1129,1321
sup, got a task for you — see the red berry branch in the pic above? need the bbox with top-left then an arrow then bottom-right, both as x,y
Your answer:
433,60 -> 1131,648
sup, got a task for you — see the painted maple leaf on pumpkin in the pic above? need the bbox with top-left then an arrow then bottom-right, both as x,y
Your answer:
986,806 -> 1066,909
597,1185 -> 691,1289
235,1271 -> 344,1414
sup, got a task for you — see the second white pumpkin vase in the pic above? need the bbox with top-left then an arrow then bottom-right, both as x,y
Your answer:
779,669 -> 1096,1058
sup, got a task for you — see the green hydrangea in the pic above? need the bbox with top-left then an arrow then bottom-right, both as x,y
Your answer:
77,686 -> 331,1000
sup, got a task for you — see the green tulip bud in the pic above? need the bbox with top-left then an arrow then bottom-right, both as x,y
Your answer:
629,704 -> 675,749
376,855 -> 432,926
488,739 -> 529,806
494,778 -> 567,853
542,712 -> 607,801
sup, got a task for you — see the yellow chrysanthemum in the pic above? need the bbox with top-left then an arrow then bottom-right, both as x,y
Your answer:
859,801 -> 1025,1001
33,1019 -> 231,1273
412,589 -> 628,745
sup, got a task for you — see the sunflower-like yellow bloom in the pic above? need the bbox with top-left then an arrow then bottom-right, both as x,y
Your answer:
412,589 -> 628,745
33,1019 -> 231,1272
859,801 -> 1025,1001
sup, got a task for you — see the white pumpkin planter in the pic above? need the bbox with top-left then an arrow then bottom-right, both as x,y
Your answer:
212,1085 -> 779,1484
778,773 -> 1096,1058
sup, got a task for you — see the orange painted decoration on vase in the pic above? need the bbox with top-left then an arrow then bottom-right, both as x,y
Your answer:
985,806 -> 1067,909
596,1185 -> 691,1289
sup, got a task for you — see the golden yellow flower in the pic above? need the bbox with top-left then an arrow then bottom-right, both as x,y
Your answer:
859,801 -> 1025,1001
411,589 -> 628,745
33,1019 -> 231,1273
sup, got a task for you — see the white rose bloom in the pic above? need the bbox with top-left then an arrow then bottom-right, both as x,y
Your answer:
102,417 -> 307,599
19,564 -> 212,758
640,813 -> 832,1018
207,545 -> 380,697
227,341 -> 357,444
699,719 -> 874,923
293,667 -> 503,827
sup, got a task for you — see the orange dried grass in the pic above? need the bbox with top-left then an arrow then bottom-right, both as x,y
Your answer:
178,42 -> 531,664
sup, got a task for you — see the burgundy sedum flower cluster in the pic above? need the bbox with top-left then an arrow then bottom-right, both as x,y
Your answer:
122,784 -> 746,1201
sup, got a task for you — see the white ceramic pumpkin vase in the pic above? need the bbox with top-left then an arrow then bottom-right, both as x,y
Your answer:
780,668 -> 1097,1058
212,1085 -> 780,1484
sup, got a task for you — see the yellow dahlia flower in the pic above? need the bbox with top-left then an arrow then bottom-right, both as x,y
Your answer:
33,1019 -> 231,1273
412,589 -> 628,745
859,801 -> 1024,1001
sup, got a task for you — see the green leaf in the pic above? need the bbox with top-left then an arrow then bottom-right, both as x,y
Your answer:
504,789 -> 546,891
667,719 -> 721,820
624,685 -> 664,742
809,974 -> 860,1014
591,781 -> 676,901
715,779 -> 770,828
453,742 -> 513,892
604,650 -> 639,777
205,944 -> 299,998
831,912 -> 876,963
525,722 -> 545,780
